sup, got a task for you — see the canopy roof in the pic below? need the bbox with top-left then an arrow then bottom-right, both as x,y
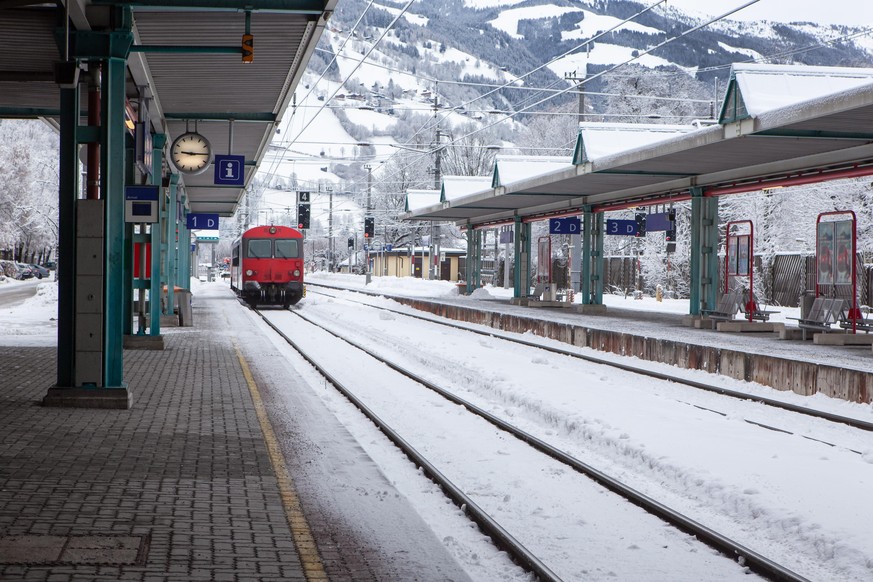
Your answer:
0,0 -> 334,216
406,63 -> 873,226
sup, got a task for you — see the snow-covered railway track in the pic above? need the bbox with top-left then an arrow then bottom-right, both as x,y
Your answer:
253,305 -> 809,582
307,283 -> 873,437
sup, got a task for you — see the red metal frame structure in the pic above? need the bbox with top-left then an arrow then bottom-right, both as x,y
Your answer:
537,236 -> 552,286
725,220 -> 756,321
816,210 -> 860,333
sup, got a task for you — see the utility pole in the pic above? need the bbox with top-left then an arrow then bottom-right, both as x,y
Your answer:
328,187 -> 333,272
431,88 -> 442,281
565,70 -> 586,292
364,164 -> 372,284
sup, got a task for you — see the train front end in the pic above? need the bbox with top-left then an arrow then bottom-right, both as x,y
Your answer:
231,225 -> 305,308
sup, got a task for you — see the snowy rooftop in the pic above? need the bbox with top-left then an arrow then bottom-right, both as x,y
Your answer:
575,122 -> 698,162
405,189 -> 441,213
492,155 -> 574,187
727,63 -> 873,118
440,176 -> 493,202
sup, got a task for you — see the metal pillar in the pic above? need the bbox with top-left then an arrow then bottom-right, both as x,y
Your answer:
690,188 -> 719,314
45,16 -> 133,407
122,135 -> 134,336
55,84 -> 79,389
102,56 -> 127,387
149,134 -> 166,335
165,174 -> 179,314
513,217 -> 531,298
581,208 -> 605,305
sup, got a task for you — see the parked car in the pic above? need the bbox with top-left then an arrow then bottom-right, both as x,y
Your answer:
29,264 -> 50,279
15,263 -> 35,280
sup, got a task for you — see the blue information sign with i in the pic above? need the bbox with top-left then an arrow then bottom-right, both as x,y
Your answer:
214,154 -> 245,186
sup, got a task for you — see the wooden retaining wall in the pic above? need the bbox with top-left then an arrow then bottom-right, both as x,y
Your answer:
396,298 -> 871,404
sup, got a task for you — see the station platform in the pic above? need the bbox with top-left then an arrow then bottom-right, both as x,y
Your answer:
0,286 -> 473,582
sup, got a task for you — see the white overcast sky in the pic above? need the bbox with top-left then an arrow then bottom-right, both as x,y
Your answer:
668,0 -> 873,26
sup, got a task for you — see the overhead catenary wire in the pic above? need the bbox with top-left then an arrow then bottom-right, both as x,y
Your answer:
371,0 -> 763,194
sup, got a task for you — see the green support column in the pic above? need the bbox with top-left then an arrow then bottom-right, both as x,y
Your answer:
473,229 -> 482,289
165,174 -> 178,315
690,188 -> 719,314
102,56 -> 128,388
592,211 -> 605,304
180,205 -> 191,287
512,217 -> 531,299
581,207 -> 605,305
122,135 -> 135,336
149,134 -> 166,335
464,224 -> 474,293
55,86 -> 80,389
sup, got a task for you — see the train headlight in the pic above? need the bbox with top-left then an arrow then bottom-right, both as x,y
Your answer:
293,269 -> 301,277
245,269 -> 254,276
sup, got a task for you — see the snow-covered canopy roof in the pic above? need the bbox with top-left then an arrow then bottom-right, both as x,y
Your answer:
491,155 -> 573,188
574,123 -> 698,163
440,176 -> 492,202
721,63 -> 873,122
405,63 -> 873,226
405,189 -> 441,213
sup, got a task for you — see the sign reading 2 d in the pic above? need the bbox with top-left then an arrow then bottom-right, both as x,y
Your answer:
187,213 -> 219,230
214,154 -> 245,186
548,217 -> 581,234
606,219 -> 639,236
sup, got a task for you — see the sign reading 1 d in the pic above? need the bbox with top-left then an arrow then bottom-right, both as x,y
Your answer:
187,213 -> 219,230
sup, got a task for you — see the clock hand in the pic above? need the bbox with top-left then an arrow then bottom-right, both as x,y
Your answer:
180,150 -> 210,156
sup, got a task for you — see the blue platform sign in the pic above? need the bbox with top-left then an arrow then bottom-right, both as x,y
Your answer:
549,217 -> 581,234
124,185 -> 159,200
646,212 -> 672,232
606,219 -> 638,236
214,154 -> 245,186
187,213 -> 219,230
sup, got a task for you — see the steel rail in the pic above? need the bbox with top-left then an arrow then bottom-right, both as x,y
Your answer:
253,308 -> 563,582
306,283 -> 873,433
273,306 -> 812,582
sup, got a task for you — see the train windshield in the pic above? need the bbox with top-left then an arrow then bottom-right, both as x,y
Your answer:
247,239 -> 272,259
275,240 -> 300,259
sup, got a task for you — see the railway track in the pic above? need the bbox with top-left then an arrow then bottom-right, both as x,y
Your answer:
252,302 -> 812,582
306,282 -> 873,436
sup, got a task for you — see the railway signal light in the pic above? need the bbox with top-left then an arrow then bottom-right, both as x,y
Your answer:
635,212 -> 647,238
364,216 -> 374,238
297,204 -> 310,230
348,237 -> 354,249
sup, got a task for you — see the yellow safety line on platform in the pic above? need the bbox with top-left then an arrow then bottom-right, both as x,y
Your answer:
234,342 -> 329,581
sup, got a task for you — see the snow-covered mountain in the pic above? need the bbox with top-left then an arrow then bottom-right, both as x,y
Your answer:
241,0 -> 873,246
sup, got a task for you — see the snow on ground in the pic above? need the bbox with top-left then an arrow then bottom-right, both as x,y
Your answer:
489,5 -> 585,40
0,280 -> 57,346
561,10 -> 663,41
4,274 -> 873,579
547,44 -> 682,79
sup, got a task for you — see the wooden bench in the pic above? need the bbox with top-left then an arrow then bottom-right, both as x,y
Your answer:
700,288 -> 742,321
789,297 -> 845,340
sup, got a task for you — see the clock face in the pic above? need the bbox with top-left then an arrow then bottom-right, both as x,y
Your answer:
170,132 -> 213,175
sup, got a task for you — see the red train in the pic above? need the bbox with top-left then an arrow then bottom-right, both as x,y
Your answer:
230,225 -> 305,308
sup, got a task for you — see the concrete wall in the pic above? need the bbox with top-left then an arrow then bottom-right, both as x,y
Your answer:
393,298 -> 871,404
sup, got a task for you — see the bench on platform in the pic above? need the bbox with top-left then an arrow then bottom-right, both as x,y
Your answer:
838,305 -> 873,333
789,297 -> 845,340
700,288 -> 742,321
740,292 -> 780,322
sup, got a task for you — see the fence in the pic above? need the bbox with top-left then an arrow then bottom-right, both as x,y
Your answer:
602,253 -> 872,307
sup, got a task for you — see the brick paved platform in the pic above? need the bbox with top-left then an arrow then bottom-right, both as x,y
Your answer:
0,299 -> 307,581
0,286 -> 478,582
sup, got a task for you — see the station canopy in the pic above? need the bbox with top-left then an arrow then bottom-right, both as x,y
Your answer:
405,63 -> 873,226
0,0 -> 335,216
